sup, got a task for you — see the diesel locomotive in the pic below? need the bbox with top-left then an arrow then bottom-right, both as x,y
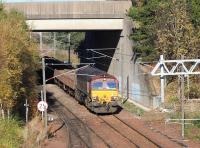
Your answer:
54,65 -> 120,113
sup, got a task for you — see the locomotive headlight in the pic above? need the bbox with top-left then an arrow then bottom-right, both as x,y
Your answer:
111,96 -> 118,100
92,96 -> 99,101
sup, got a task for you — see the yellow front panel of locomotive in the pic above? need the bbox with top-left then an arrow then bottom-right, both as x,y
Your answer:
91,90 -> 118,104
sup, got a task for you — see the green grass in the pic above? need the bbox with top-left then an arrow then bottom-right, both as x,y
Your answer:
185,124 -> 200,141
121,101 -> 145,116
167,111 -> 200,141
167,111 -> 181,119
0,118 -> 23,148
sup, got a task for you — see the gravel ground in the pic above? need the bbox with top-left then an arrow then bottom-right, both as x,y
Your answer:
144,118 -> 200,148
42,117 -> 68,148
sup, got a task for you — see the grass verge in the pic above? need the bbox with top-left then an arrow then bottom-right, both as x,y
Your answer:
167,111 -> 200,141
185,124 -> 200,141
0,118 -> 23,148
121,100 -> 145,116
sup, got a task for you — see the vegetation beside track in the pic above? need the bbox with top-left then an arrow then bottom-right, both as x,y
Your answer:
34,32 -> 85,63
185,124 -> 200,141
129,0 -> 200,104
0,3 -> 39,118
0,3 -> 40,147
0,118 -> 23,148
129,0 -> 200,61
163,79 -> 200,141
121,100 -> 145,116
167,111 -> 200,141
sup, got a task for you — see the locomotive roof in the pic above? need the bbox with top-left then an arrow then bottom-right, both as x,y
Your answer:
77,65 -> 106,75
76,65 -> 116,81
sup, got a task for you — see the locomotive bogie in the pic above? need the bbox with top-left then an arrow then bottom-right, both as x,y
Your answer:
87,101 -> 119,113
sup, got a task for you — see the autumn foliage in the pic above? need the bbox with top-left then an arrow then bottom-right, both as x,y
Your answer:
129,0 -> 200,61
0,5 -> 39,118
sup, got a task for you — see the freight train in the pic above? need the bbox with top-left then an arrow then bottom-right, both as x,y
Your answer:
54,65 -> 120,113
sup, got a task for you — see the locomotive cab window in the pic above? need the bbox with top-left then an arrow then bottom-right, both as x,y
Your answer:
105,81 -> 117,90
91,81 -> 103,90
91,79 -> 117,90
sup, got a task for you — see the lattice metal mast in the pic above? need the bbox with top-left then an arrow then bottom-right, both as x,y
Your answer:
151,55 -> 200,139
151,56 -> 200,76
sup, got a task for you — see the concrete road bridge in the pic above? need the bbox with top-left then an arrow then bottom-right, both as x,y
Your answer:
5,1 -> 131,31
5,0 -> 154,108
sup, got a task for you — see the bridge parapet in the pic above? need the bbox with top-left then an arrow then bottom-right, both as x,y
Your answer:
5,1 -> 132,19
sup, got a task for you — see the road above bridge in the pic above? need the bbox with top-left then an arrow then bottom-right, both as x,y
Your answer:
5,1 -> 131,19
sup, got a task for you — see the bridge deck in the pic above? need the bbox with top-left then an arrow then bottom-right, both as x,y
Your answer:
5,1 -> 132,19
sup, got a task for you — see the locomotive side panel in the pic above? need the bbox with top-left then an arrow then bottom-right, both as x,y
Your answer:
76,75 -> 89,95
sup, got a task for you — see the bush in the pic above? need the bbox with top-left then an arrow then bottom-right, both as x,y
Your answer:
168,96 -> 179,104
192,114 -> 200,128
186,84 -> 200,99
0,118 -> 23,148
122,101 -> 145,116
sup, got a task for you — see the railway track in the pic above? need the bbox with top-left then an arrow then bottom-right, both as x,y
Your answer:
112,114 -> 187,148
113,115 -> 162,147
98,115 -> 161,148
49,108 -> 70,147
145,121 -> 188,147
51,101 -> 169,148
52,100 -> 111,148
51,106 -> 88,148
47,84 -> 186,148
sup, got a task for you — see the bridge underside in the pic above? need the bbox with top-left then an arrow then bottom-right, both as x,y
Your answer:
27,19 -> 123,31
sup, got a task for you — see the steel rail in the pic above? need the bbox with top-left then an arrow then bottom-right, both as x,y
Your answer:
49,107 -> 71,147
98,116 -> 139,148
55,100 -> 112,148
51,105 -> 90,147
113,115 -> 187,148
112,115 -> 162,147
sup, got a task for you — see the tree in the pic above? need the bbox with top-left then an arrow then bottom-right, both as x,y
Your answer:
128,0 -> 200,61
187,0 -> 200,28
0,7 -> 39,118
156,0 -> 199,59
128,0 -> 161,62
39,32 -> 85,51
129,0 -> 200,102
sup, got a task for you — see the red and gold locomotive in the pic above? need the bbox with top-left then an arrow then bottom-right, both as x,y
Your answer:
54,66 -> 119,113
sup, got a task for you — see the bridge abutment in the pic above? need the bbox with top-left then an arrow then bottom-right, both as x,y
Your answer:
108,18 -> 152,107
83,18 -> 152,107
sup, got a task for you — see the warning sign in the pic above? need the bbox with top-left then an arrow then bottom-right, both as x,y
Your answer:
37,101 -> 48,112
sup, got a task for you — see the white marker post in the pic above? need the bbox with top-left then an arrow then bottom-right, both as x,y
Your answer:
160,55 -> 165,103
